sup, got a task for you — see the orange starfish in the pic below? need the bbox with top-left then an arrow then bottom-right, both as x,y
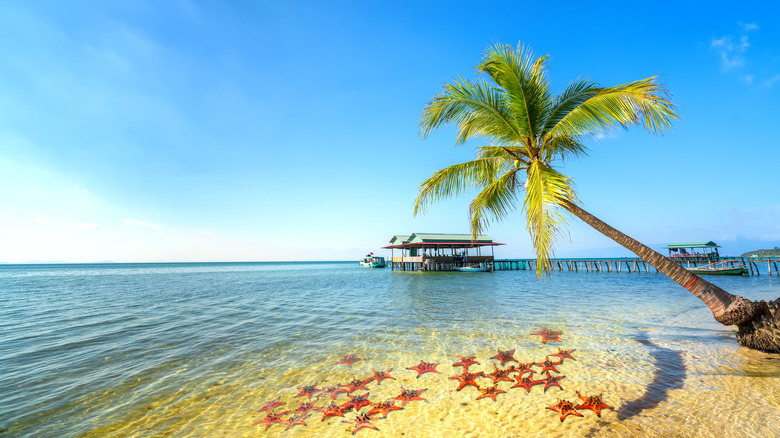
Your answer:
391,387 -> 427,405
368,368 -> 395,385
485,364 -> 515,384
575,391 -> 612,417
547,399 -> 583,422
366,400 -> 402,418
406,360 -> 439,378
295,382 -> 320,399
541,371 -> 565,392
452,355 -> 480,370
333,354 -> 364,367
320,402 -> 349,421
342,413 -> 379,434
476,384 -> 506,401
490,349 -> 518,365
536,356 -> 562,374
531,327 -> 562,343
550,348 -> 576,363
449,370 -> 483,391
253,409 -> 290,429
511,375 -> 543,392
257,396 -> 284,412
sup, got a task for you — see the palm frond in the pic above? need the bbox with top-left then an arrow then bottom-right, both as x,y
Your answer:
413,157 -> 506,216
419,77 -> 522,145
477,42 -> 552,142
546,76 -> 678,139
468,168 -> 520,238
523,161 -> 577,276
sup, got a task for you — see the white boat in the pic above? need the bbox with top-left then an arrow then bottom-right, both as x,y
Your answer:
359,254 -> 386,268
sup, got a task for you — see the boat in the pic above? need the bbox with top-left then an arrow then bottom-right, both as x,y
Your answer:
685,260 -> 748,276
454,263 -> 493,272
359,253 -> 386,268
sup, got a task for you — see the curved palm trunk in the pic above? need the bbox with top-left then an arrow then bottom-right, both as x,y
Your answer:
563,200 -> 779,354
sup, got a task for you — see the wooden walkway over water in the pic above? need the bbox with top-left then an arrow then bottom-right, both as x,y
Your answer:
493,257 -> 780,276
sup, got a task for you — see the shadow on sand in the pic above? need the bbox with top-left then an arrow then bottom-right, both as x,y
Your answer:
616,331 -> 686,420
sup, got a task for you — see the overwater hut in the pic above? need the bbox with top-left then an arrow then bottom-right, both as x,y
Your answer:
666,241 -> 721,261
383,233 -> 504,271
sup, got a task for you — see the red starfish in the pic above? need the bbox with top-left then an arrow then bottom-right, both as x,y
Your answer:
341,377 -> 370,393
531,327 -> 563,343
575,391 -> 612,417
547,399 -> 583,422
407,360 -> 439,378
368,368 -> 395,385
536,356 -> 562,374
253,409 -> 290,429
391,387 -> 427,406
319,385 -> 348,400
283,413 -> 309,430
452,355 -> 480,371
485,364 -> 515,384
293,400 -> 323,415
344,393 -> 371,411
550,348 -> 576,363
333,353 -> 364,367
296,382 -> 320,399
490,349 -> 518,365
511,375 -> 543,392
257,396 -> 284,412
366,400 -> 402,418
449,370 -> 483,391
320,402 -> 349,421
541,371 -> 565,392
513,362 -> 536,377
342,413 -> 379,434
476,384 -> 506,401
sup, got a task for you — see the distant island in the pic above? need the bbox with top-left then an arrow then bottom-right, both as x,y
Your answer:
742,247 -> 780,257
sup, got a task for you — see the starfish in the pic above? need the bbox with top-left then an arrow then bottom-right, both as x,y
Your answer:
575,391 -> 612,417
513,362 -> 536,377
344,393 -> 372,411
366,400 -> 402,418
476,384 -> 506,401
391,387 -> 427,406
334,353 -> 364,367
343,413 -> 379,435
257,396 -> 284,413
511,375 -> 543,393
536,356 -> 562,374
407,360 -> 439,378
485,364 -> 515,384
342,377 -> 370,393
368,368 -> 395,385
449,370 -> 483,391
550,348 -> 577,363
452,355 -> 480,371
490,349 -> 518,365
283,413 -> 309,430
319,385 -> 348,400
541,371 -> 565,392
531,327 -> 563,343
321,402 -> 349,421
296,382 -> 320,399
253,409 -> 290,429
293,400 -> 323,415
547,399 -> 583,422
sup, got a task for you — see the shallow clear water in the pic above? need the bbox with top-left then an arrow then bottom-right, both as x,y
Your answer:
0,262 -> 778,437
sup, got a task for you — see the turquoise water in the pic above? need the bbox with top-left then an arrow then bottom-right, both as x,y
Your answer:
0,262 -> 778,437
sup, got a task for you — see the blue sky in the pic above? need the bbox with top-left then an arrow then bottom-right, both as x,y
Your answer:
1,1 -> 779,263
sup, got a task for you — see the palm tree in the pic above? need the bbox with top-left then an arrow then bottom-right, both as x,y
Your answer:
414,42 -> 779,354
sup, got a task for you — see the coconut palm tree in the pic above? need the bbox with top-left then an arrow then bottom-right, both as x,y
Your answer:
414,42 -> 779,354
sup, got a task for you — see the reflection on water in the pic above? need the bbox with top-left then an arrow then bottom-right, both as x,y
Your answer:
0,263 -> 778,437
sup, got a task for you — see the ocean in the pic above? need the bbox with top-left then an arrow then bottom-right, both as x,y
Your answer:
0,262 -> 778,437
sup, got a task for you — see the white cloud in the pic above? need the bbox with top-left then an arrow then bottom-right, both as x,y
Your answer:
711,35 -> 750,70
764,74 -> 780,87
123,218 -> 162,229
740,22 -> 759,32
80,223 -> 102,230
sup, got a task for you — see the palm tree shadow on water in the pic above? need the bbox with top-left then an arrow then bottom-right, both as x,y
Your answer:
582,332 -> 687,437
618,332 -> 687,420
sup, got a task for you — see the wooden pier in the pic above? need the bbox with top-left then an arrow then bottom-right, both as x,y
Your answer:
492,256 -> 780,276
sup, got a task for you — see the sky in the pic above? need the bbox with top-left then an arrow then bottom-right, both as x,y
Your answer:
1,1 -> 779,263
